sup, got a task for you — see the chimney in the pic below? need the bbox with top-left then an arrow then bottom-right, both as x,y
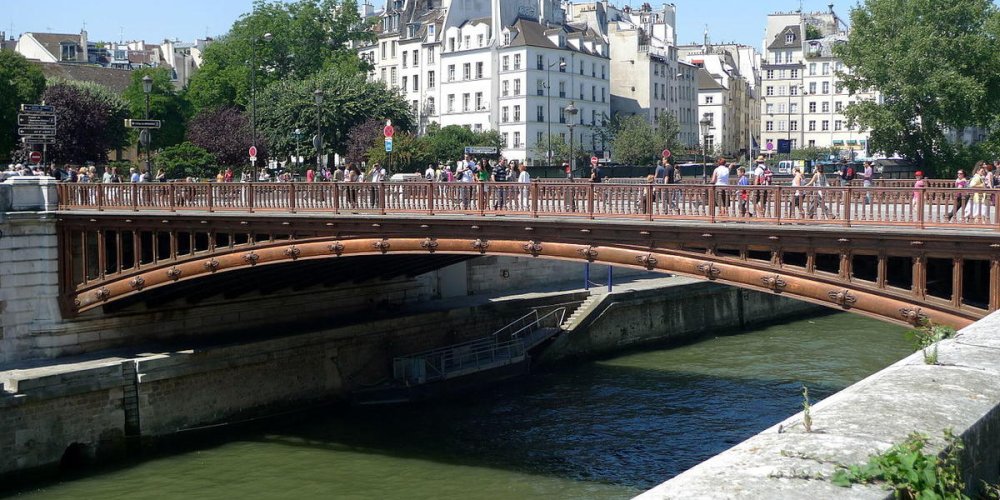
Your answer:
828,3 -> 834,14
80,29 -> 88,62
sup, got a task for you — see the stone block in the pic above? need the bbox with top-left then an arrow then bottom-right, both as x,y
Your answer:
3,177 -> 58,211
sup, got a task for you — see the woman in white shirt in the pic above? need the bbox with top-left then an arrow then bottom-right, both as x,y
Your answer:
517,164 -> 531,210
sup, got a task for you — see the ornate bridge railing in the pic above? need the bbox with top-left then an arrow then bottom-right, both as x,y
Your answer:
57,182 -> 1000,231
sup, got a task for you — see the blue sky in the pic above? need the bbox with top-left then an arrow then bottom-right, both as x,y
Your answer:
5,0 -> 850,51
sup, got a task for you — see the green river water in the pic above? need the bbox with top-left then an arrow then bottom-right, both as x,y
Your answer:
14,313 -> 911,499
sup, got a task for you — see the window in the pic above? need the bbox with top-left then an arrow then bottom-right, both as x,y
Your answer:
808,120 -> 816,131
463,63 -> 471,80
391,41 -> 396,57
411,100 -> 418,112
380,68 -> 386,82
413,76 -> 419,92
809,63 -> 816,76
412,50 -> 419,67
501,106 -> 509,123
808,82 -> 817,94
514,79 -> 521,95
579,83 -> 584,100
778,120 -> 786,131
448,37 -> 455,52
808,140 -> 816,147
427,48 -> 434,63
790,85 -> 799,96
790,103 -> 798,113
835,101 -> 843,112
502,80 -> 509,96
402,51 -> 408,67
821,120 -> 830,131
447,94 -> 455,113
428,71 -> 435,89
790,120 -> 798,131
428,25 -> 436,40
390,67 -> 397,85
822,102 -> 830,113
559,57 -> 566,72
514,54 -> 521,69
463,35 -> 470,48
463,93 -> 470,112
785,32 -> 795,43
591,85 -> 596,102
513,105 -> 520,122
785,50 -> 793,63
501,132 -> 509,147
579,61 -> 584,75
381,42 -> 387,59
502,56 -> 509,71
822,81 -> 830,94
766,121 -> 774,131
778,103 -> 786,113
601,65 -> 606,79
536,55 -> 543,70
512,131 -> 521,148
790,69 -> 799,78
475,92 -> 483,110
765,86 -> 774,96
766,103 -> 775,114
475,62 -> 483,79
809,102 -> 817,113
503,32 -> 510,45
537,80 -> 544,96
822,62 -> 830,75
705,96 -> 714,104
834,120 -> 843,131
427,97 -> 435,115
477,34 -> 484,47
448,65 -> 455,81
591,109 -> 596,125
591,62 -> 596,77
537,105 -> 544,122
601,88 -> 606,102
765,70 -> 774,79
558,81 -> 566,98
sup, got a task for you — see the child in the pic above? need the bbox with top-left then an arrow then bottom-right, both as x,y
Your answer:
737,167 -> 750,217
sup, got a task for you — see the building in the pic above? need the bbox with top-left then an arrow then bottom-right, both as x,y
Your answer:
361,0 -> 612,165
760,7 -> 875,159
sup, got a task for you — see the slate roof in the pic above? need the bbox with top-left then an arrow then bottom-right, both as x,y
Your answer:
698,69 -> 725,91
33,62 -> 134,94
26,32 -> 83,59
767,25 -> 802,50
507,18 -> 607,58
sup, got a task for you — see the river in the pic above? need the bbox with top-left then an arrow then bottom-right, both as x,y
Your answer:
14,312 -> 911,499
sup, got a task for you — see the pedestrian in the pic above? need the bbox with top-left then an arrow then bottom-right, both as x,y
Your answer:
155,168 -> 166,182
517,163 -> 531,209
710,158 -> 730,215
911,170 -> 926,215
424,163 -> 436,181
862,161 -> 874,205
790,167 -> 805,218
224,167 -> 234,183
965,164 -> 989,223
737,167 -> 750,217
129,167 -> 140,183
804,164 -> 834,219
946,169 -> 968,222
492,158 -> 510,210
752,156 -> 773,216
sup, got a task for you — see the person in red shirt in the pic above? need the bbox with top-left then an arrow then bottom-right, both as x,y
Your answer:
911,170 -> 926,213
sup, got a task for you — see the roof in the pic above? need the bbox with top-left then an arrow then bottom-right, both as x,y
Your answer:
33,62 -> 134,93
767,25 -> 801,50
507,18 -> 608,59
697,69 -> 725,91
26,32 -> 83,58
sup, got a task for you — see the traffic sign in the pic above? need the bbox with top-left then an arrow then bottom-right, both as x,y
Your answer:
28,151 -> 42,164
125,119 -> 161,129
18,127 -> 56,136
591,156 -> 599,166
662,149 -> 671,158
765,141 -> 774,151
249,145 -> 258,158
20,104 -> 54,113
384,137 -> 393,152
22,137 -> 55,145
463,146 -> 497,155
18,114 -> 56,126
383,124 -> 394,138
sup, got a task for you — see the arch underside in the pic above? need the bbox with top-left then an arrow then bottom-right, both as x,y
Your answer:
69,236 -> 979,329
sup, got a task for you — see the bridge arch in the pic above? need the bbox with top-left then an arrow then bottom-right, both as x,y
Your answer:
69,235 -> 972,329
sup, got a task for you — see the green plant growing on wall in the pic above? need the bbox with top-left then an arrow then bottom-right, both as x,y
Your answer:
831,430 -> 968,499
908,322 -> 956,365
801,386 -> 813,433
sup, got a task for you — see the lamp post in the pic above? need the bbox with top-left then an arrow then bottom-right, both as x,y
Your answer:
250,32 -> 272,181
313,89 -> 324,174
564,101 -> 578,174
699,113 -> 712,182
141,75 -> 153,176
293,128 -> 303,174
546,59 -> 566,165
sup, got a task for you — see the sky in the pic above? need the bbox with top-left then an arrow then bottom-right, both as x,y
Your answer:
4,0 -> 851,51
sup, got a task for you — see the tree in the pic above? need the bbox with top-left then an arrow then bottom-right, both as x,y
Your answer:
530,133 -> 570,165
366,131 -> 429,173
344,117 -> 382,165
610,114 -> 659,165
155,142 -> 217,179
186,0 -> 374,113
835,0 -> 1000,171
0,52 -> 46,161
256,68 -> 413,162
425,124 -> 476,163
123,68 -> 189,150
654,113 -> 683,159
186,107 -> 254,168
40,80 -> 129,164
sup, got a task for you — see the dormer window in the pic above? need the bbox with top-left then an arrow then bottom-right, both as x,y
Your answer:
503,31 -> 510,45
408,25 -> 416,38
785,32 -> 795,44
60,42 -> 78,61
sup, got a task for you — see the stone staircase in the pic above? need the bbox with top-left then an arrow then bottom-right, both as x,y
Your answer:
560,292 -> 609,331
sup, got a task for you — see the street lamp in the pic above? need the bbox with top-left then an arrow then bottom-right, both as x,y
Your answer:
313,89 -> 324,175
699,113 -> 713,182
546,59 -> 567,165
141,75 -> 153,176
250,32 -> 272,181
564,101 -> 578,174
293,128 -> 303,174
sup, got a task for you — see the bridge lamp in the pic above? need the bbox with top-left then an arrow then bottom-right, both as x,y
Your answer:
545,60 -> 567,164
313,89 -> 325,174
564,101 -> 578,174
251,32 -> 273,181
699,113 -> 713,182
141,75 -> 153,176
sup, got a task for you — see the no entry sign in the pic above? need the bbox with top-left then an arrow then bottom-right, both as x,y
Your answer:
28,151 -> 42,164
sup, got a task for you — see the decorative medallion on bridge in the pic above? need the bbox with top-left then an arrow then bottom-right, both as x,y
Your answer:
697,262 -> 721,280
828,289 -> 858,308
761,274 -> 787,293
910,241 -> 925,247
166,266 -> 182,281
129,276 -> 146,291
578,246 -> 599,262
636,253 -> 658,270
284,246 -> 302,260
203,258 -> 220,273
373,239 -> 391,254
523,240 -> 543,257
472,239 -> 490,254
95,287 -> 111,302
421,238 -> 439,253
769,236 -> 781,241
329,242 -> 345,256
899,307 -> 929,326
701,233 -> 713,239
243,251 -> 260,266
73,298 -> 81,308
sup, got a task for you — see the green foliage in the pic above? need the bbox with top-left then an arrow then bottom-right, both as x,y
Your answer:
0,52 -> 46,161
41,79 -> 129,164
366,131 -> 428,173
835,0 -> 1000,171
530,133 -> 570,165
256,68 -> 413,161
832,430 -> 968,499
420,124 -> 504,164
906,322 -> 956,365
610,113 -> 681,166
186,0 -> 374,113
155,142 -> 217,180
122,68 -> 190,150
805,24 -> 823,40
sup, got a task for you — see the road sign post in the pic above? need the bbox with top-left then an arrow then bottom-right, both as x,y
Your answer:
124,119 -> 161,129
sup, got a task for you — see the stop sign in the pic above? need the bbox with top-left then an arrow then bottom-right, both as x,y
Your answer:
383,125 -> 394,138
662,149 -> 671,158
28,151 -> 42,164
248,145 -> 258,158
591,156 -> 599,166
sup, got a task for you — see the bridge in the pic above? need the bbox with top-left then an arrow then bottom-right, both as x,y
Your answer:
52,180 -> 1000,329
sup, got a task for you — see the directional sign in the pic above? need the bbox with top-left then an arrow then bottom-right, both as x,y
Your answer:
384,137 -> 393,152
125,119 -> 161,129
20,104 -> 54,113
463,146 -> 497,155
22,137 -> 56,145
18,127 -> 56,136
18,114 -> 57,127
28,151 -> 42,164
